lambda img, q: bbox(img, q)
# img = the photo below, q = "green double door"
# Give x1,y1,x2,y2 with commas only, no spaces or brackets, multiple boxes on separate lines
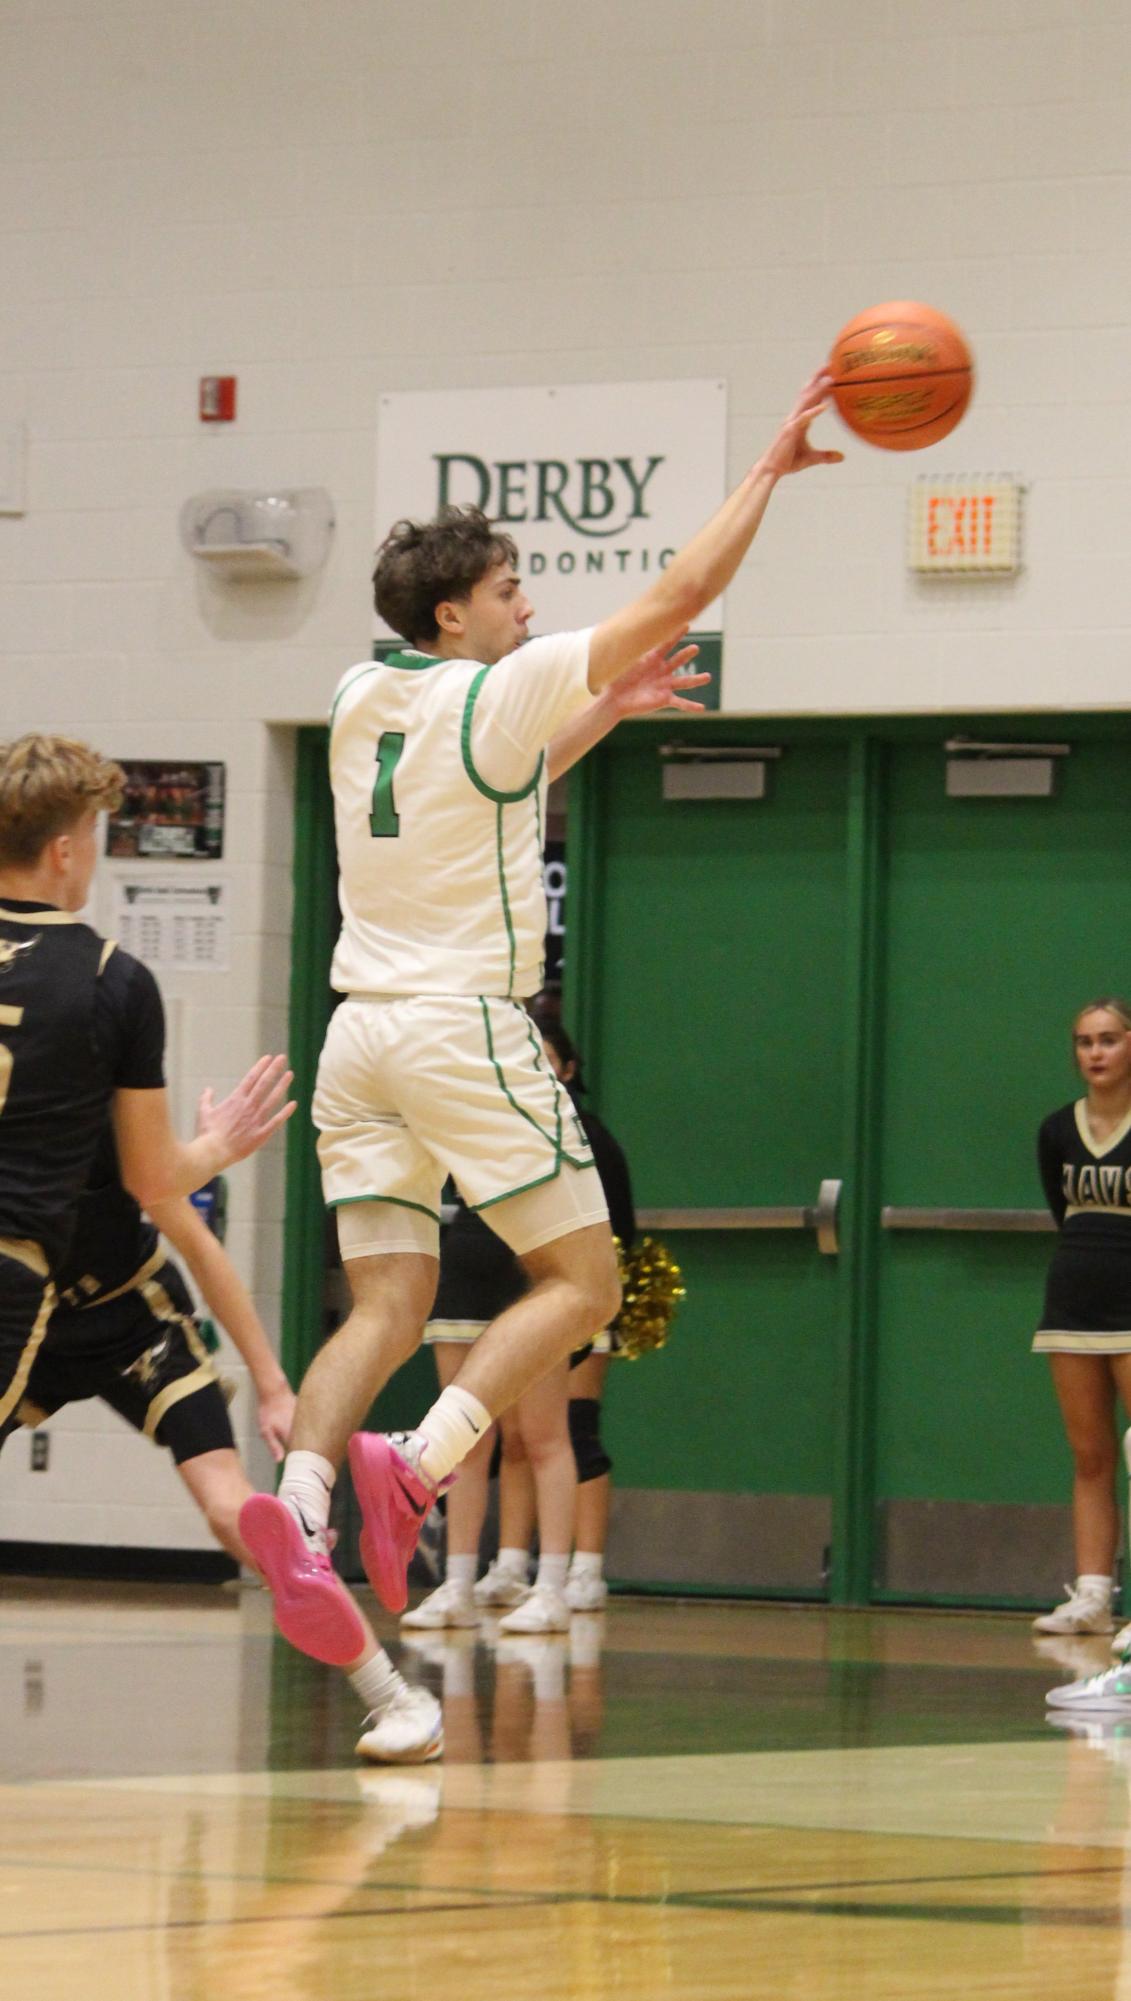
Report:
567,717,1131,1604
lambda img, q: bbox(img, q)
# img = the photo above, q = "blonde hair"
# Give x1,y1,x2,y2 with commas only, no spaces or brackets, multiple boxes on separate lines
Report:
0,735,124,868
1073,998,1131,1035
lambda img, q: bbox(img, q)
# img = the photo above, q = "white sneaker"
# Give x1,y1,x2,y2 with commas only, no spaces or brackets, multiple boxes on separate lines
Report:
355,1682,443,1763
473,1559,531,1608
400,1577,478,1629
1045,1657,1131,1712
1112,1622,1131,1655
1032,1583,1115,1634
565,1569,608,1612
497,1584,570,1634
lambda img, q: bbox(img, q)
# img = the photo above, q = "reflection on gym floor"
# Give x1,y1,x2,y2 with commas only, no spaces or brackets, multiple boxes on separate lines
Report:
6,1583,1131,2000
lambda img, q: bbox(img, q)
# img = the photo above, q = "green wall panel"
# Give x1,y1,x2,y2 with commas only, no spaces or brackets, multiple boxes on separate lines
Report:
602,1232,837,1495
873,1235,1064,1504
578,738,849,1207
873,738,1131,1531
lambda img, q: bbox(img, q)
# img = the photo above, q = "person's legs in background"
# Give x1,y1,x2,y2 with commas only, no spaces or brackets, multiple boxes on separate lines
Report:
566,1350,613,1611
1035,1354,1120,1634
401,1337,495,1629
496,1361,576,1635
1103,1353,1131,1653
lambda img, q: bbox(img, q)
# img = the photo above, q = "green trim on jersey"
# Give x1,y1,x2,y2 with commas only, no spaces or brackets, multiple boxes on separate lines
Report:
460,665,544,804
327,650,446,740
476,997,593,1173
517,1001,594,1166
382,648,446,671
471,1163,582,1211
495,802,518,998
328,662,380,736
456,669,548,995
327,1191,442,1224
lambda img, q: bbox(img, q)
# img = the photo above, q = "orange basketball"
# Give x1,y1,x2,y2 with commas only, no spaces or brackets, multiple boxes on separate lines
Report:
828,301,973,451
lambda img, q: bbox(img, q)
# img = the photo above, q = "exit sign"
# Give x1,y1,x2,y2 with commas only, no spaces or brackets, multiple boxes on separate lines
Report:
908,475,1023,575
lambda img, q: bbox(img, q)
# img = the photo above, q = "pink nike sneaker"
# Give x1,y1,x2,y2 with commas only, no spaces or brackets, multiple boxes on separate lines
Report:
349,1432,444,1615
239,1493,366,1667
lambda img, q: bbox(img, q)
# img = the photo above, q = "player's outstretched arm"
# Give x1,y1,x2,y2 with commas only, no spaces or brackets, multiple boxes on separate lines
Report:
586,369,842,695
546,641,709,782
150,1194,296,1459
113,1054,295,1210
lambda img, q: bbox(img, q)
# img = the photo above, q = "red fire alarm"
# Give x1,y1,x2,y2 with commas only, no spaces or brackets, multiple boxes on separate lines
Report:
199,376,237,422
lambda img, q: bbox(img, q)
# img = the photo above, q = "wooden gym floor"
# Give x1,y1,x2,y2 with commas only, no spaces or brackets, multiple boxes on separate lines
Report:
2,1580,1129,1999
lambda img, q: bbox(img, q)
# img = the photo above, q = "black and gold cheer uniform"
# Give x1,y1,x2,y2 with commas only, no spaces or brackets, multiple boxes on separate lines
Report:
428,1106,635,1334
0,1122,235,1465
0,900,164,1429
1033,1099,1131,1353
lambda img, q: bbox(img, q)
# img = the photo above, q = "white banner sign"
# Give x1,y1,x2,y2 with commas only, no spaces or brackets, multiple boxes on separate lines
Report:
110,874,230,973
375,380,728,638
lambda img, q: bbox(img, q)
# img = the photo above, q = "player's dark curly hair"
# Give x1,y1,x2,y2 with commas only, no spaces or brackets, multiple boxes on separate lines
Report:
372,506,519,647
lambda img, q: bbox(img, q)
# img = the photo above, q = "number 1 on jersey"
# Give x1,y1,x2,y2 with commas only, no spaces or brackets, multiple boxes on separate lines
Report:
370,731,405,839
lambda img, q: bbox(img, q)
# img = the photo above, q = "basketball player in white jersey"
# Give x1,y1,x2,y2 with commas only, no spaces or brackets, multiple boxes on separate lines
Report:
241,368,841,1676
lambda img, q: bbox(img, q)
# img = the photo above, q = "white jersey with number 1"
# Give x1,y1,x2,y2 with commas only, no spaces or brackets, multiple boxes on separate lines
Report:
328,629,593,1001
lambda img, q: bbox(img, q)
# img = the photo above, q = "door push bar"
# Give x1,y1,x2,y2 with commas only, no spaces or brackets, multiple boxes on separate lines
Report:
881,1206,1054,1234
636,1179,843,1256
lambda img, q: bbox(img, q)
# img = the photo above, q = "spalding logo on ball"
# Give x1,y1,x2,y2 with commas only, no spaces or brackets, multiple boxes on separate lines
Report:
828,302,973,451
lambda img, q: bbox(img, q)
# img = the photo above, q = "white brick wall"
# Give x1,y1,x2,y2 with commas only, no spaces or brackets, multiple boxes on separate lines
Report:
3,0,1130,1547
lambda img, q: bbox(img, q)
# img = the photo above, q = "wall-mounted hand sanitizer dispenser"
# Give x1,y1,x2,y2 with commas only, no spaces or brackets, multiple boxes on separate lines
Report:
179,487,334,580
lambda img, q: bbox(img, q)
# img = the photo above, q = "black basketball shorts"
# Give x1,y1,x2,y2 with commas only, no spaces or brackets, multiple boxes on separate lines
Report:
2,1259,235,1466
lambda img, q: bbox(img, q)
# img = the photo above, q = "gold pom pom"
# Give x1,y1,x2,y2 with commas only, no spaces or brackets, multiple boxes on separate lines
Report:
612,1236,684,1360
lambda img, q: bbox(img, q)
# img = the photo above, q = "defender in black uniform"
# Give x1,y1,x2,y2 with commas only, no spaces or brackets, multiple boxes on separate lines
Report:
0,734,294,1439
1032,998,1131,1646
0,1122,275,1491
0,734,439,1764
0,1118,444,1761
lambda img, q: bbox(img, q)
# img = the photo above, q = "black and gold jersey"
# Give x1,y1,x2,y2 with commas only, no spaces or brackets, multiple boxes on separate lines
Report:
52,1120,160,1315
1036,1099,1131,1340
0,900,165,1272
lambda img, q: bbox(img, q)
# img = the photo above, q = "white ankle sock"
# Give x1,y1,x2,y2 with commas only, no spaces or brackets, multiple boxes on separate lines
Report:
278,1450,335,1536
496,1546,529,1579
1077,1573,1113,1600
349,1649,402,1716
414,1385,492,1485
570,1551,604,1581
445,1553,477,1589
535,1553,569,1595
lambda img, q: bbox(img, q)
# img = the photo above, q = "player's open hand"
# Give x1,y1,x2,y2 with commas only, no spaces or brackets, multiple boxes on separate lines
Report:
197,1055,296,1168
610,639,711,718
760,369,845,478
256,1381,297,1461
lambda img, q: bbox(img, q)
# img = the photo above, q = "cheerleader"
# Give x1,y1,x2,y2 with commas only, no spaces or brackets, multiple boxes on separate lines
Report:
1033,999,1131,1641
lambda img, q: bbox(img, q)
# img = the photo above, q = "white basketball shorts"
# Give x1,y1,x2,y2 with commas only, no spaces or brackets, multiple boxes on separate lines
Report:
313,994,609,1259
